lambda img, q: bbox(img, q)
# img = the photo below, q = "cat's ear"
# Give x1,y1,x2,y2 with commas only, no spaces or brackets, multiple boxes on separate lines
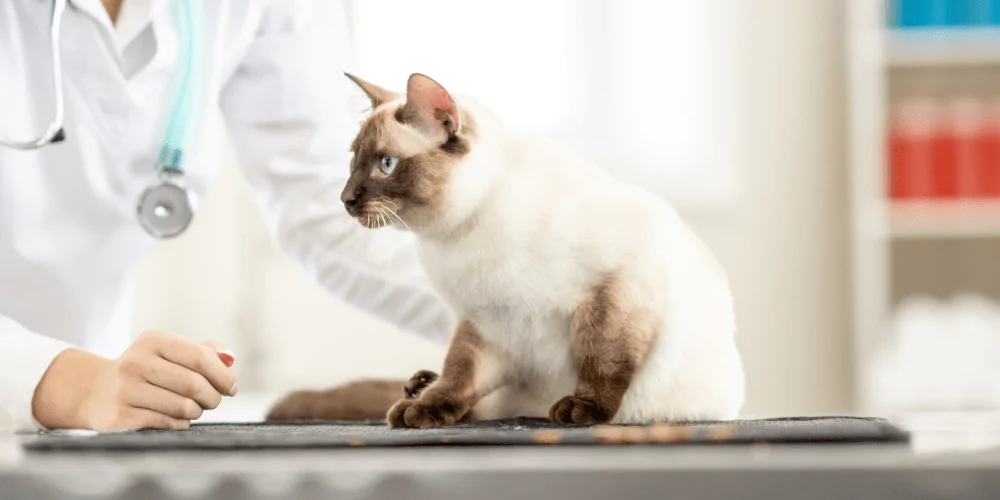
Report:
345,73,402,109
400,73,461,143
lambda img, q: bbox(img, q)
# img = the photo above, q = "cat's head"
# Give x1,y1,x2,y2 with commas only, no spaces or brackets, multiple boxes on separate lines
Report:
340,73,494,235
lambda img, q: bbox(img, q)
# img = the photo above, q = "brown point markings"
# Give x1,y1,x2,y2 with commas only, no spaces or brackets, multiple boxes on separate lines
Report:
550,270,658,425
342,101,476,222
266,379,408,421
387,321,493,428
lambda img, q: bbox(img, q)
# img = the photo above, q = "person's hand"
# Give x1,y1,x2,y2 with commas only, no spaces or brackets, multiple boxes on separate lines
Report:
32,330,237,431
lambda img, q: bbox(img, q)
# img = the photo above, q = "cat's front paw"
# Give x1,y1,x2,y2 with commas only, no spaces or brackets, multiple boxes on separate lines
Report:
548,396,612,426
404,370,439,399
387,394,470,429
387,398,417,428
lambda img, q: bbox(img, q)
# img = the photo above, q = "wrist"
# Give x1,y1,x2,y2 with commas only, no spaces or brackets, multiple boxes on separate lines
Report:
31,348,110,430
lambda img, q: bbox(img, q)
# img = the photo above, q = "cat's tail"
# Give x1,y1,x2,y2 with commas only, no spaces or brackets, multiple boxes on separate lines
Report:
265,379,406,422
266,371,439,422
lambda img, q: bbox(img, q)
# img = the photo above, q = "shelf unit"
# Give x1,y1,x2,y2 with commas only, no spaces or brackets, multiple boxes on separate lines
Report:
888,28,1000,68
891,200,1000,238
847,2,1000,412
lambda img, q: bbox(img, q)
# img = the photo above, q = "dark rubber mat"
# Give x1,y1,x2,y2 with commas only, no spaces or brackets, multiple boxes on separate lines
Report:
23,417,910,452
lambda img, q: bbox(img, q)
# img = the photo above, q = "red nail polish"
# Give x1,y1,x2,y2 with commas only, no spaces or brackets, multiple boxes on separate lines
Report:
217,350,235,368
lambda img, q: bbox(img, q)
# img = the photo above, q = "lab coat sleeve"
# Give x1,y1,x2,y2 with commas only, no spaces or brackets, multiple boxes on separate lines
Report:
218,1,456,344
0,316,71,432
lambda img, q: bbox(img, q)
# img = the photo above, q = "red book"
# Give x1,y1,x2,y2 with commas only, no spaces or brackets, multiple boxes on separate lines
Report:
948,98,984,199
931,129,958,198
888,128,909,199
981,99,1000,198
889,100,938,199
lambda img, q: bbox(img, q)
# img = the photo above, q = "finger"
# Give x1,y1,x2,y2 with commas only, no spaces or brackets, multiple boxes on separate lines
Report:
121,407,190,431
125,381,204,420
202,341,236,368
142,357,224,410
153,335,237,396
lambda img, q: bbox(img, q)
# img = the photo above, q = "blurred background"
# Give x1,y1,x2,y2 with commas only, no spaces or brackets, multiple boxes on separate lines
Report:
130,0,1000,422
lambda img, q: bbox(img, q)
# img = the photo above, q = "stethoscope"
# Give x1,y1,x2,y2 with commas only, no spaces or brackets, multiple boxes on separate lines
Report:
0,0,201,239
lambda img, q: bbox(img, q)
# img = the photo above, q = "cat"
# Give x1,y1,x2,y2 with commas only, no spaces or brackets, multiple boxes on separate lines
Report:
267,73,745,428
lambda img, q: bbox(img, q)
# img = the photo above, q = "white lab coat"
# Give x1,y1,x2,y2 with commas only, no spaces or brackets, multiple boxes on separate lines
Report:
0,0,454,432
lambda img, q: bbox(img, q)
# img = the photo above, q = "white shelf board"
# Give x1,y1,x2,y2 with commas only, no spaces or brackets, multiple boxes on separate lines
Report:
891,200,1000,238
887,28,1000,68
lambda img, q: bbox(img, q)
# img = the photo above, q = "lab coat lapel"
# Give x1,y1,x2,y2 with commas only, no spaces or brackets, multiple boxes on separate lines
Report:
65,0,165,58
65,0,116,38
116,0,168,50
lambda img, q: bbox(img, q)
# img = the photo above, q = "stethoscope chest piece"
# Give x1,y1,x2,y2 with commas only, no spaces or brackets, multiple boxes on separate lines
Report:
137,176,197,239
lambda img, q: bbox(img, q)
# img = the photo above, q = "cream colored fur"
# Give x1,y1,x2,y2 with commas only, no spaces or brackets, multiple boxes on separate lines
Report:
398,96,745,423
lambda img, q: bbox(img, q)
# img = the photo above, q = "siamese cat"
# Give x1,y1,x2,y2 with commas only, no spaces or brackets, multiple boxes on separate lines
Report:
268,73,744,427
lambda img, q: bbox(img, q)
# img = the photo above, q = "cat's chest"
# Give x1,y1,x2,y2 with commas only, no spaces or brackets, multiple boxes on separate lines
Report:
477,311,575,381
419,239,576,320
423,245,526,311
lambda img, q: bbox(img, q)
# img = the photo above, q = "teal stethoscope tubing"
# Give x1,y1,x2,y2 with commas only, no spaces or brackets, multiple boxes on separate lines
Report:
158,0,201,176
134,0,201,239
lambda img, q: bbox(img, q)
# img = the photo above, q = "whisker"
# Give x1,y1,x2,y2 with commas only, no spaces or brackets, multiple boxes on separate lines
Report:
383,206,413,233
386,210,406,232
372,208,392,297
384,200,398,209
376,207,388,229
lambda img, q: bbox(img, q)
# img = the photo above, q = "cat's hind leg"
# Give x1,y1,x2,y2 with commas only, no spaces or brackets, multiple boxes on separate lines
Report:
549,272,658,425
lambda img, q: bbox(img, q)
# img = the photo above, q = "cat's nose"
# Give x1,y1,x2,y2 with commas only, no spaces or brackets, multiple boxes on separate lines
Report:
341,187,361,211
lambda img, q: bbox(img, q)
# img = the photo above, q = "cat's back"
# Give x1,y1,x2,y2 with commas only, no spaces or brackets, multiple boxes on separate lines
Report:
428,132,728,311
498,135,733,320
499,135,691,259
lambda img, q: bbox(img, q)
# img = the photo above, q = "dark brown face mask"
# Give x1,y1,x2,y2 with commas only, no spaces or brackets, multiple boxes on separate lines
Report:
340,73,473,229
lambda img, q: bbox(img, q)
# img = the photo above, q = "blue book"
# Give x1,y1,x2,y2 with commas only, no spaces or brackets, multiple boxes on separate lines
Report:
897,0,949,27
889,0,904,26
949,0,993,25
889,0,999,27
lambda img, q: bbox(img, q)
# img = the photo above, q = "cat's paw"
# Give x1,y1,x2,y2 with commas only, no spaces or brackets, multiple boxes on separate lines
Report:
387,398,417,428
548,396,612,426
388,394,470,429
403,370,439,399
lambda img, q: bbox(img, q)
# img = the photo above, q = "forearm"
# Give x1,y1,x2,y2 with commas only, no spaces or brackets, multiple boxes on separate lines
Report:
0,316,73,432
31,349,109,430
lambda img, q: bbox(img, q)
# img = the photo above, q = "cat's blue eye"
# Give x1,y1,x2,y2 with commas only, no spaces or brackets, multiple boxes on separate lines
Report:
379,155,398,174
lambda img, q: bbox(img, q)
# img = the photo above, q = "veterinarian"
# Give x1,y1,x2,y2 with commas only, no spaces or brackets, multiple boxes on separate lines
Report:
0,0,452,432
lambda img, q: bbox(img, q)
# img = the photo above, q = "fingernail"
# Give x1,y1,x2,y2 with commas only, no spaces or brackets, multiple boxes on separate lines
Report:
217,349,235,368
228,383,239,397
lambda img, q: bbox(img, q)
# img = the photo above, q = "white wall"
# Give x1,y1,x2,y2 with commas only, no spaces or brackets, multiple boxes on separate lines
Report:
132,0,853,419
683,0,852,417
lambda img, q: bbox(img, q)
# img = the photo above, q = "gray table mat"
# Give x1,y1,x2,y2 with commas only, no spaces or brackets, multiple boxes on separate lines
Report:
23,417,910,451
